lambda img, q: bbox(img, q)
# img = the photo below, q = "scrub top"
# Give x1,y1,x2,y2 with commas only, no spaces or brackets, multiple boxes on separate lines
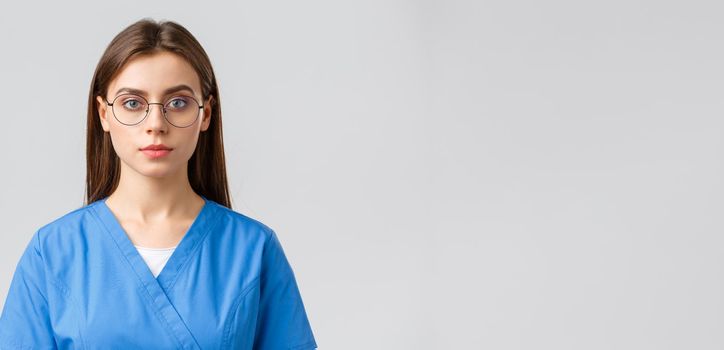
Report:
0,196,318,349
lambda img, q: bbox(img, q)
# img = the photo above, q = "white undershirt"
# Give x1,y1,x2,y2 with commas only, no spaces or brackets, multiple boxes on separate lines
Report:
134,245,177,278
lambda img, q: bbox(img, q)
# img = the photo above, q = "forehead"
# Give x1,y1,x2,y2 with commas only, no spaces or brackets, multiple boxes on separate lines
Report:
107,51,202,98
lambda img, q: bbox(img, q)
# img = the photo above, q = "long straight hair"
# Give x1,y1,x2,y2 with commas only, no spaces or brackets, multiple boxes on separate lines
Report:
84,18,231,208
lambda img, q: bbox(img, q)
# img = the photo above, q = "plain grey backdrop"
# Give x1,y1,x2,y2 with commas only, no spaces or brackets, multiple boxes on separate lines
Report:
1,0,723,349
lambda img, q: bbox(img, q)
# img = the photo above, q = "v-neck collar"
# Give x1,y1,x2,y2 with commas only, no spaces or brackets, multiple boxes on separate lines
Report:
91,195,218,291
89,196,220,349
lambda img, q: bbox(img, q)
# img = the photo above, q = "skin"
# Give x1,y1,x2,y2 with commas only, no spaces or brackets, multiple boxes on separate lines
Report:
95,50,213,248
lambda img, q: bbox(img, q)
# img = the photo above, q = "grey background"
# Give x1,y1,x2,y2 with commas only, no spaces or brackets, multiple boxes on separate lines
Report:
1,1,723,349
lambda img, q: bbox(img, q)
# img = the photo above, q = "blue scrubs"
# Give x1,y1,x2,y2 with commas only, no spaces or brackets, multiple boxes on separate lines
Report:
0,196,317,349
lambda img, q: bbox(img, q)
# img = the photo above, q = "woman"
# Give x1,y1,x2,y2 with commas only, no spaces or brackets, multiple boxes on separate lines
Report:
0,18,317,349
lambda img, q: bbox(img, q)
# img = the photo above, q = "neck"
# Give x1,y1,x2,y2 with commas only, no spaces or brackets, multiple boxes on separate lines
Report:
106,161,203,223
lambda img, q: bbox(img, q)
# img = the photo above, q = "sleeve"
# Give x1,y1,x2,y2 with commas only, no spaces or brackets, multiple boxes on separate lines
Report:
0,230,57,349
253,229,317,350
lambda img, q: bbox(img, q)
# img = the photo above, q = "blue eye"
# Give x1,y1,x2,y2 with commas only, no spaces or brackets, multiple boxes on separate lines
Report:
167,97,188,110
122,99,143,110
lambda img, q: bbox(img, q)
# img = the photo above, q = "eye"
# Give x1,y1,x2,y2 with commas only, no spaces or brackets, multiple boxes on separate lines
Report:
122,98,144,110
167,97,189,110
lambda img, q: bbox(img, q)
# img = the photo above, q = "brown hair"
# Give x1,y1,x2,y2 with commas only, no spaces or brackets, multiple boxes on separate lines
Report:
84,18,231,208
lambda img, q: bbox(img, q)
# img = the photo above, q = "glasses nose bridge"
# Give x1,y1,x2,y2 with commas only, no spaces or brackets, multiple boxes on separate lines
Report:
144,102,170,125
146,102,167,116
141,102,171,131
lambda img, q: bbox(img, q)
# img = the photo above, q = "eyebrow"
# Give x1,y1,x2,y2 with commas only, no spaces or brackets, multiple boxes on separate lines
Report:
113,84,197,98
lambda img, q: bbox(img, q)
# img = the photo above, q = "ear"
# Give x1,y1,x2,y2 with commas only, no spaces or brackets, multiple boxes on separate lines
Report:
200,95,213,132
96,95,111,132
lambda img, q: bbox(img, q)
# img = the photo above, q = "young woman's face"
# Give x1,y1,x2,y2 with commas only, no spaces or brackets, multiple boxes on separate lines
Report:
96,51,211,179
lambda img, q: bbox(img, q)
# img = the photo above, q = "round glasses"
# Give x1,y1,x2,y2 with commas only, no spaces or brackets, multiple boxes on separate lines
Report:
104,93,204,128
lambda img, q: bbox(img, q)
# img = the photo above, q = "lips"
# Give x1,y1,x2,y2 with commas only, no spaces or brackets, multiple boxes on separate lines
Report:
140,144,173,151
140,144,173,159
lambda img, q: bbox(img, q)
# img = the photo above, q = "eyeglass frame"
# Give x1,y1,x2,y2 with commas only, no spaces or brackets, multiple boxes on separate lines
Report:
103,93,205,128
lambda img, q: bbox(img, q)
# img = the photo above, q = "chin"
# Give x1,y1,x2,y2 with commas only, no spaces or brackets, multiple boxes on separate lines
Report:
122,160,180,179
140,164,182,179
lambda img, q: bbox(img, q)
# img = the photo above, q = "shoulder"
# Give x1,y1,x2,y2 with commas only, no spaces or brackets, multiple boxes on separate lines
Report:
207,200,276,240
200,201,284,259
33,201,100,251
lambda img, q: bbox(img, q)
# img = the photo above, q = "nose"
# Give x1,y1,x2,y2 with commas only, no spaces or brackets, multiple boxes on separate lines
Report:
144,103,169,134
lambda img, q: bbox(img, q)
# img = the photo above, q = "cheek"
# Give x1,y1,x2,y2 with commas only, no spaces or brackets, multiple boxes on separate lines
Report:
107,128,136,156
176,132,201,157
